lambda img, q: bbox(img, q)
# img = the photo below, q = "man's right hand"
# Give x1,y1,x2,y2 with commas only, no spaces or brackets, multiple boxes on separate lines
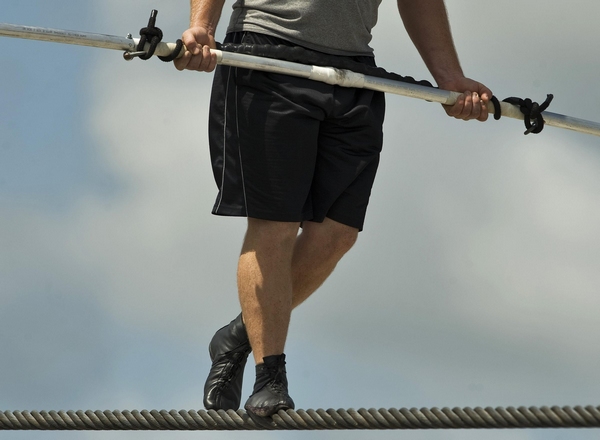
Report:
173,27,218,72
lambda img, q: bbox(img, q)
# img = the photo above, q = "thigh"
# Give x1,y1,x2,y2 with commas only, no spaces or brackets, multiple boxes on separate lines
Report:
209,32,332,221
311,86,386,231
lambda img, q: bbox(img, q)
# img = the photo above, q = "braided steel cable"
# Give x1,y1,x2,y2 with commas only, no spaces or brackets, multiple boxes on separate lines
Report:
1,406,600,430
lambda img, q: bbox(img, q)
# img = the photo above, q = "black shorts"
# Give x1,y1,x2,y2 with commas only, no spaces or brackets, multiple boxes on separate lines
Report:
208,32,385,231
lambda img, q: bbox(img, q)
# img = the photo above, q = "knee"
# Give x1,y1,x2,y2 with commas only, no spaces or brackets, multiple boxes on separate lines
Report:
303,220,358,258
245,218,300,250
331,227,358,256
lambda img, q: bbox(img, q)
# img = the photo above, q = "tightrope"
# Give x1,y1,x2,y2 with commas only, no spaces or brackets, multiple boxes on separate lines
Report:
2,406,600,430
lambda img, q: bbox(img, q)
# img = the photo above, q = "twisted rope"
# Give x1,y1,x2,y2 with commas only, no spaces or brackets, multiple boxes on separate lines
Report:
1,406,599,430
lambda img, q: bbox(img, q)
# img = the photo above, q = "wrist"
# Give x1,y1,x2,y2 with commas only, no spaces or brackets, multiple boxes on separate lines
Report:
189,0,224,36
189,22,216,36
433,70,465,89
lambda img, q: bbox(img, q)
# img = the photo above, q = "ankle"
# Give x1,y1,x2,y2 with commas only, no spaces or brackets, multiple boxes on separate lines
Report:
252,353,287,394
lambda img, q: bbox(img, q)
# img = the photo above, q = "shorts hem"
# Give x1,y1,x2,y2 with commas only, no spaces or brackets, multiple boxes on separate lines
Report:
212,204,307,223
324,213,365,232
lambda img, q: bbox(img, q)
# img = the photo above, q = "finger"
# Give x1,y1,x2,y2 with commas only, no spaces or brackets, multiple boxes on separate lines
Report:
181,31,201,55
199,44,216,71
469,92,481,118
458,91,474,120
206,45,218,72
476,93,490,122
479,85,493,102
186,45,211,71
187,48,209,71
443,93,465,118
474,90,491,122
173,50,192,71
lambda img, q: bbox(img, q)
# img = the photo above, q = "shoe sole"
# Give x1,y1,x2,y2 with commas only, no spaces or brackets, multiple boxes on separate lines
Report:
245,402,292,419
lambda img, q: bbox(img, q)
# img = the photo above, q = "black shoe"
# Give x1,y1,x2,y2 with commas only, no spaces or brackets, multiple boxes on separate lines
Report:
203,314,252,410
244,354,295,417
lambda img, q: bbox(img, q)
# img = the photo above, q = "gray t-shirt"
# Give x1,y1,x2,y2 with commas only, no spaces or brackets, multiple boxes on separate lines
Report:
226,0,383,56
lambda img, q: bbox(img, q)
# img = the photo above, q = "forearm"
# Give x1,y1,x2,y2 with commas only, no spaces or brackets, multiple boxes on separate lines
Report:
396,0,463,85
189,0,226,35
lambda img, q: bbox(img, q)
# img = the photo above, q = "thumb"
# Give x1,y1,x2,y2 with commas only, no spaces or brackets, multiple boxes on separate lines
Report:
181,30,202,55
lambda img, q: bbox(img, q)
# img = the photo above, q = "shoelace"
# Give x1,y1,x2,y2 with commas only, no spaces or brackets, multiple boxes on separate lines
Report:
215,349,250,392
269,379,288,395
265,364,289,394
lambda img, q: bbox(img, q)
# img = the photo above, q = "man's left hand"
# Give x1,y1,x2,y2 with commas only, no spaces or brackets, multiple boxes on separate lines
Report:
438,77,493,122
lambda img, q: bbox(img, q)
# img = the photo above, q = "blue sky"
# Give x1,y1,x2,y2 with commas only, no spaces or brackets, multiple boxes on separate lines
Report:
1,1,600,440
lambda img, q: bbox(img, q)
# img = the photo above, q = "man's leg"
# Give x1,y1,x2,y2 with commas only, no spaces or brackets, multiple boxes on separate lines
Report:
238,218,299,364
291,218,358,308
204,217,358,413
241,217,358,417
241,217,359,362
238,218,298,416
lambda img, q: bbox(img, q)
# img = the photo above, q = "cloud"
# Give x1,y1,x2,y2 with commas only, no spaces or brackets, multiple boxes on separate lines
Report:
2,3,600,440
